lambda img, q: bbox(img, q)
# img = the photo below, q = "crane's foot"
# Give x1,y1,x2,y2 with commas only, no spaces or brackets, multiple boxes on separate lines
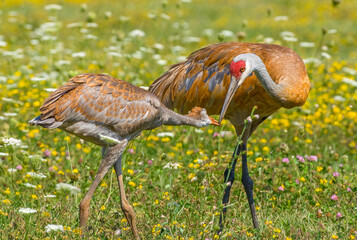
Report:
114,158,140,240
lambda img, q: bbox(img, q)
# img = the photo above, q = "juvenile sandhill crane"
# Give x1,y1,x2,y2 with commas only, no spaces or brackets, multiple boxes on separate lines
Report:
29,73,219,239
149,42,310,231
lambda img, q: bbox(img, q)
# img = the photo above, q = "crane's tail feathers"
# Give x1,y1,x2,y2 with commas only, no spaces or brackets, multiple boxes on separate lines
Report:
148,77,168,102
28,116,63,129
149,69,179,109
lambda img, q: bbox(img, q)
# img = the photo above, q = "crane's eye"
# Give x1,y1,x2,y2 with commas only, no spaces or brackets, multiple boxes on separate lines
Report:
240,67,245,73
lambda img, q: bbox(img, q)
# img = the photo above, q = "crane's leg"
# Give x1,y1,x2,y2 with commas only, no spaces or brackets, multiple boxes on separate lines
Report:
114,155,140,240
218,116,260,233
241,119,259,229
218,143,241,233
79,142,127,228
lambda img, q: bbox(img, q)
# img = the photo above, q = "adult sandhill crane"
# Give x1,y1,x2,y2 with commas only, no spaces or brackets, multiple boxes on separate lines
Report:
29,73,219,239
149,42,310,231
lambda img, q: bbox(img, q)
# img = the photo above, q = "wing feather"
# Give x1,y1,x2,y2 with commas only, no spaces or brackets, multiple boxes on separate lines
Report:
150,43,241,114
149,42,309,129
39,73,160,135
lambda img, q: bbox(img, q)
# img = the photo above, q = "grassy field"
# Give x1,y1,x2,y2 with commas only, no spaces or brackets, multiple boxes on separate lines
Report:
0,0,356,239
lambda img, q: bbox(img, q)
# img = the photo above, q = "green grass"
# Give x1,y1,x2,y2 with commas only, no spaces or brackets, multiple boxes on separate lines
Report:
0,0,356,239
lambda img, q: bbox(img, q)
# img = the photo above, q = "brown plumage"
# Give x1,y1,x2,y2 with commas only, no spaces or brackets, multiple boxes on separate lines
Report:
29,73,219,239
149,42,310,231
150,42,310,133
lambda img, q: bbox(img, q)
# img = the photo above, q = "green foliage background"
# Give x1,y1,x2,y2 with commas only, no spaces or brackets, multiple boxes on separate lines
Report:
0,0,356,239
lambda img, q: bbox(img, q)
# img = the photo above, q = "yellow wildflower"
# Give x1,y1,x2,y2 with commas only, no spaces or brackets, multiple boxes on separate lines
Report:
186,150,194,155
262,146,270,152
73,229,82,235
42,212,50,217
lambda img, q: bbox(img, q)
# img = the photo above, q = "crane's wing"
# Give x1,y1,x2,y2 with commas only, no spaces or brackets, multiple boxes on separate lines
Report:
150,42,304,116
149,42,249,115
38,74,160,134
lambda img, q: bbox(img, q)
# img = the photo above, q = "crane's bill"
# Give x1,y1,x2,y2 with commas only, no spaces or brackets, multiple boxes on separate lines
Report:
209,116,221,126
219,75,243,123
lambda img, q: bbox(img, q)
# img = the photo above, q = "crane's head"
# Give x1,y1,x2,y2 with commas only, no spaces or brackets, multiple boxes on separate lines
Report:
187,107,221,127
219,53,257,123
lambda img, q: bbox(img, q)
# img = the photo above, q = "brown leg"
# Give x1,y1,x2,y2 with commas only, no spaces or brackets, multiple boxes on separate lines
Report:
114,157,140,239
79,141,127,228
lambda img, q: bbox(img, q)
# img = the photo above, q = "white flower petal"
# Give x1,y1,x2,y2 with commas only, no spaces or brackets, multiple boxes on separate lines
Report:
321,52,331,59
55,183,81,194
163,162,181,169
1,137,22,147
129,29,145,38
183,36,201,43
71,52,86,58
219,30,234,38
275,16,289,21
283,36,298,42
44,88,57,92
342,77,357,87
45,224,64,232
44,194,56,198
303,58,321,65
27,172,47,179
157,132,175,137
157,59,167,66
24,183,36,188
19,208,37,214
4,113,18,117
342,67,357,75
44,4,63,11
280,31,295,37
299,42,315,48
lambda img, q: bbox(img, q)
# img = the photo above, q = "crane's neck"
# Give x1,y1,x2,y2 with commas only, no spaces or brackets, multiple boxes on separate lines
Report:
253,59,289,106
161,107,207,128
